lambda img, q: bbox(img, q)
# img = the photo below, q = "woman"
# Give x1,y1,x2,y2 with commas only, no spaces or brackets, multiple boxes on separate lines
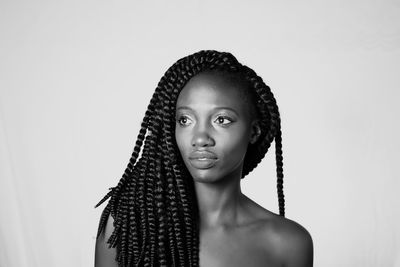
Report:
95,50,313,267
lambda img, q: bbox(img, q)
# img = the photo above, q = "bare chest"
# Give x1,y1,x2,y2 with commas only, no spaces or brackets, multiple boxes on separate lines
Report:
199,227,280,267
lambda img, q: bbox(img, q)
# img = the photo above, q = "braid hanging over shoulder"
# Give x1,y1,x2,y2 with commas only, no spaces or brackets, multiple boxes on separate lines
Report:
95,50,285,267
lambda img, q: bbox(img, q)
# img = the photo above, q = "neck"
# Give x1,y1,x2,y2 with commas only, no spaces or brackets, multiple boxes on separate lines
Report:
194,174,245,229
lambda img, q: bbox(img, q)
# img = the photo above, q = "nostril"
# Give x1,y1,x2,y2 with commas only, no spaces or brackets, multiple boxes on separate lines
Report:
191,133,214,147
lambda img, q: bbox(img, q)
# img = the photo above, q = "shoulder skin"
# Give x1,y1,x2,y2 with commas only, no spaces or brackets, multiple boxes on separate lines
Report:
262,215,314,267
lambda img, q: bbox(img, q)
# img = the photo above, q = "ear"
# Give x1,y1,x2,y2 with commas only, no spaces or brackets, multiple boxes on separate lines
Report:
249,120,261,145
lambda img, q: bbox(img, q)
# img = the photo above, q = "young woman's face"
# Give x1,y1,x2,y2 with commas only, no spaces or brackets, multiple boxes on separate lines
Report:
175,72,258,184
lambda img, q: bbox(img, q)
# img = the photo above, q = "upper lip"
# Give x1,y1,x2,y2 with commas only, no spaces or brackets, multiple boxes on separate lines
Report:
189,150,218,160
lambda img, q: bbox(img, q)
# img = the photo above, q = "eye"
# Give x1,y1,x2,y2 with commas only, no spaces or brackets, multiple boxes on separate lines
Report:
214,116,233,125
176,115,193,126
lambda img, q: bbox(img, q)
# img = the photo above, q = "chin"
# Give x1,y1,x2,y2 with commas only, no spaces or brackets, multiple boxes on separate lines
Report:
186,162,244,184
189,169,222,183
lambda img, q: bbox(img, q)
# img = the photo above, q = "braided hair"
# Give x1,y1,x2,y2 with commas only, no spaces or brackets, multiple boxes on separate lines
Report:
95,50,285,267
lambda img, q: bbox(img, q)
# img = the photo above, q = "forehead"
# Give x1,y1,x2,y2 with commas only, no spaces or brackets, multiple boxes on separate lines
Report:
176,72,250,114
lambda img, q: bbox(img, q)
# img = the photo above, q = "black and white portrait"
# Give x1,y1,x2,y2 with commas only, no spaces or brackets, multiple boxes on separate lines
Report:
0,1,398,266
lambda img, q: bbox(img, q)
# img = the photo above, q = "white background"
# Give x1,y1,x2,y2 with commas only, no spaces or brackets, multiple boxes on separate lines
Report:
1,1,399,266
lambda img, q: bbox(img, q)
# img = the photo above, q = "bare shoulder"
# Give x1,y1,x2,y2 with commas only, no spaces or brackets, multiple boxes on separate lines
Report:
240,195,313,266
260,214,313,267
95,209,118,267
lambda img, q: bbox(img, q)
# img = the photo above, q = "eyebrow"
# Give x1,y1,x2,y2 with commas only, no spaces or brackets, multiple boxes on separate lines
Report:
176,106,239,115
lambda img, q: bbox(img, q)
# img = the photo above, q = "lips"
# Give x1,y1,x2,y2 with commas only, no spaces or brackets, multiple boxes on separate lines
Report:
188,150,218,169
189,150,218,160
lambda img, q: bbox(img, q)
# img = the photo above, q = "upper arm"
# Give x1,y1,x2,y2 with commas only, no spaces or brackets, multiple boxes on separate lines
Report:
95,212,118,267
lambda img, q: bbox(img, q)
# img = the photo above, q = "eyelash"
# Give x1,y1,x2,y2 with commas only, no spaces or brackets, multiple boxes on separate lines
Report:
176,115,234,126
214,116,233,125
176,115,192,126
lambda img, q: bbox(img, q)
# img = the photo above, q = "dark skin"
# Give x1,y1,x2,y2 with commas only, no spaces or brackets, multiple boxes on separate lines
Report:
95,72,313,267
176,73,313,267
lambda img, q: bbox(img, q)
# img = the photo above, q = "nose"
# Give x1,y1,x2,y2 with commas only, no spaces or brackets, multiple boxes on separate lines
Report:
191,129,215,147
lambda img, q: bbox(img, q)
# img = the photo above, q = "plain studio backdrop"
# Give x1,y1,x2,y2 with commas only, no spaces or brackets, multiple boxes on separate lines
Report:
1,1,399,266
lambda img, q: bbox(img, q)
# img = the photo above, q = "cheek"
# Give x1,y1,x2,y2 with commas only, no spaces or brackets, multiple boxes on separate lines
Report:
175,127,187,155
219,127,250,156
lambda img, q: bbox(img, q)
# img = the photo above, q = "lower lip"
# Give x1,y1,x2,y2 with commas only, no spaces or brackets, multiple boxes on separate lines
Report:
189,158,217,169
